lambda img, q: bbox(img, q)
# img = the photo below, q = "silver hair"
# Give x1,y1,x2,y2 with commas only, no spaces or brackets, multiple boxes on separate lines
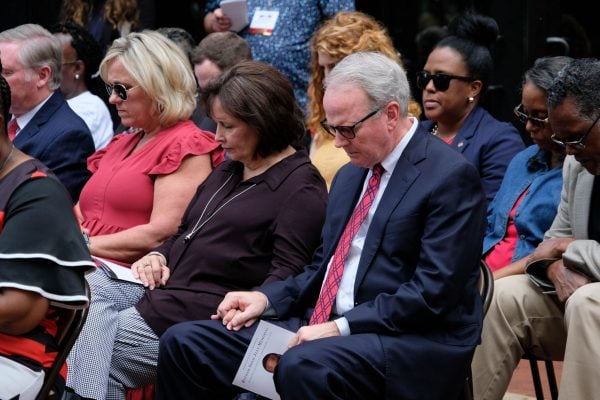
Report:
324,51,410,117
0,24,62,90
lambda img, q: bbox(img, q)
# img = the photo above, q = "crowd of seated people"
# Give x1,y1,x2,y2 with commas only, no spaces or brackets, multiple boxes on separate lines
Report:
65,30,223,399
1,6,599,400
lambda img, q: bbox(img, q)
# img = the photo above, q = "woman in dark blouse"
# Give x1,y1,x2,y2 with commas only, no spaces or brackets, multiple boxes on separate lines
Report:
66,61,328,399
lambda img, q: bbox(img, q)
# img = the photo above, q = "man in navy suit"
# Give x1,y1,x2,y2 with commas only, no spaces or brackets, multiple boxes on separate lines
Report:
0,24,94,201
155,52,487,400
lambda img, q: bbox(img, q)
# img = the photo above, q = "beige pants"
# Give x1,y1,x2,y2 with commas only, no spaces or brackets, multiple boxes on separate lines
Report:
472,275,600,400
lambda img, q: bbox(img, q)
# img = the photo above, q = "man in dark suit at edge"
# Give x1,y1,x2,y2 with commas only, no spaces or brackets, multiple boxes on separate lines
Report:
155,51,487,400
0,24,94,201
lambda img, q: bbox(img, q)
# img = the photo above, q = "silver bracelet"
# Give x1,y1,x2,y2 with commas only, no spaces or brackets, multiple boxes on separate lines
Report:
147,251,167,265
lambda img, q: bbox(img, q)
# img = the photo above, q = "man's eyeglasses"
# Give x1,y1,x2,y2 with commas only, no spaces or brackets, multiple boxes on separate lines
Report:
551,113,600,151
513,104,549,129
105,82,139,101
416,71,473,92
320,108,381,139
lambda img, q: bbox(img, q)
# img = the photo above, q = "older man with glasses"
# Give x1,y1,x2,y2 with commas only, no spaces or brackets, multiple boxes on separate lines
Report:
155,51,487,400
0,24,94,201
473,58,600,400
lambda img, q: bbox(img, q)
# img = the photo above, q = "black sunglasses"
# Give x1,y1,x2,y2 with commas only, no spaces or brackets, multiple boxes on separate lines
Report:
513,104,549,129
551,113,600,151
320,108,381,139
416,71,473,92
105,82,139,101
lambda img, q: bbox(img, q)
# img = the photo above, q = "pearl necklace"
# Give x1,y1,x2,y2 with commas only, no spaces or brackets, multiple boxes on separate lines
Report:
0,144,15,173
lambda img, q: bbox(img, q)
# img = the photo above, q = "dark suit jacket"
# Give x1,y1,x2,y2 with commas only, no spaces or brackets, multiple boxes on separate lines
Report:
422,106,524,203
14,91,94,201
260,125,487,398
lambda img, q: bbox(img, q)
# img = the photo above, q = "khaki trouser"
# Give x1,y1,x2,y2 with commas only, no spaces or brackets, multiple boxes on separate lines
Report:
472,275,600,400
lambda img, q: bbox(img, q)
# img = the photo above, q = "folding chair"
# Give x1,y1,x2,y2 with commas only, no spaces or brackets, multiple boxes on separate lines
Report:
522,353,558,400
463,259,494,400
35,281,91,400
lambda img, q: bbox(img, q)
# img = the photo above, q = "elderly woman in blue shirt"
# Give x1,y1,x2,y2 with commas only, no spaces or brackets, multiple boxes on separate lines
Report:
483,56,571,279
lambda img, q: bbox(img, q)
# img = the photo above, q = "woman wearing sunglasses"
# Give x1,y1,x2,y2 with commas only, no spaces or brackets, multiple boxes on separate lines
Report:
483,56,571,279
419,12,524,203
307,11,421,190
67,61,327,399
66,31,224,397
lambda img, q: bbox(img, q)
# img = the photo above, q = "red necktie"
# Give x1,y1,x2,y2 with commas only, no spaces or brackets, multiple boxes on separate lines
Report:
310,164,384,325
7,119,18,141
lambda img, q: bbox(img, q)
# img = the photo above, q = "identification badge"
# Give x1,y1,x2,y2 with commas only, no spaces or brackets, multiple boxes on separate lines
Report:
249,9,279,35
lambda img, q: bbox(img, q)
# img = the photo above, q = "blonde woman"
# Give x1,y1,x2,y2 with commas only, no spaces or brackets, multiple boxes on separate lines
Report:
66,31,224,399
307,11,421,189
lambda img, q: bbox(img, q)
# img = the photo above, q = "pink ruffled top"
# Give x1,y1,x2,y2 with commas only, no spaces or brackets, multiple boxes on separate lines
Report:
79,120,224,237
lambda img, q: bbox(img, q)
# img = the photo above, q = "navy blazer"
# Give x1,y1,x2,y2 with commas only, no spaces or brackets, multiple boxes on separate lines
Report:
260,125,487,398
422,106,524,204
14,91,94,201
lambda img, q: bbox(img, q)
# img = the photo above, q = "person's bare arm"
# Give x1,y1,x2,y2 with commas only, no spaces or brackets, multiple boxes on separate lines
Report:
88,154,213,263
493,258,528,280
0,288,49,335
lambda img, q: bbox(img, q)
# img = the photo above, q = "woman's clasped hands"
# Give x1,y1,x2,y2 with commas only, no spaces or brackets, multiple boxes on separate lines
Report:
131,253,170,290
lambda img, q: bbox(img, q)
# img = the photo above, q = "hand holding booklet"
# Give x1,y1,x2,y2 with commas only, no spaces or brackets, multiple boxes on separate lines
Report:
220,0,249,32
232,320,295,400
93,256,143,285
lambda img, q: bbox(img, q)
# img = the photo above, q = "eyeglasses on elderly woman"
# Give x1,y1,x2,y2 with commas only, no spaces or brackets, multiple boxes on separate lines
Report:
416,71,474,92
105,82,140,101
513,104,549,129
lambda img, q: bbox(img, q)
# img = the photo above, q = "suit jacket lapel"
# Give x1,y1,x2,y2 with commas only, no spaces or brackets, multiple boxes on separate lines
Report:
451,106,482,153
573,167,594,238
354,130,427,289
13,91,61,145
328,167,367,254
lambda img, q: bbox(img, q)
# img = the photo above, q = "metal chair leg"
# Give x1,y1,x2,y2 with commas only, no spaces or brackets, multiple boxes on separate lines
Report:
528,357,545,400
545,360,558,400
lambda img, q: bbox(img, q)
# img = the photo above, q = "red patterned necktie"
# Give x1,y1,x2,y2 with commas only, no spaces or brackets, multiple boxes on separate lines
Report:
309,164,384,325
7,119,18,141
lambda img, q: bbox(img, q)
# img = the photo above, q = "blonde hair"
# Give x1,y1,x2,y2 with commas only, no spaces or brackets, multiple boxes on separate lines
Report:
307,11,421,143
99,30,197,127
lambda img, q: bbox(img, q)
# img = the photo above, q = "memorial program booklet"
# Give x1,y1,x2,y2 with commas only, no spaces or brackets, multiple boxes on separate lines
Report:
232,320,295,400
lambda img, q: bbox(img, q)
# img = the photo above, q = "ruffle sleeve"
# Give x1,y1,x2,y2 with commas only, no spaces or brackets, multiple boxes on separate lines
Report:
0,178,95,308
148,127,224,176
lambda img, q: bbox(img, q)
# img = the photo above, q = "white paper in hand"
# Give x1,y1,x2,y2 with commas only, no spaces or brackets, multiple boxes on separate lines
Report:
220,0,249,32
232,320,295,400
